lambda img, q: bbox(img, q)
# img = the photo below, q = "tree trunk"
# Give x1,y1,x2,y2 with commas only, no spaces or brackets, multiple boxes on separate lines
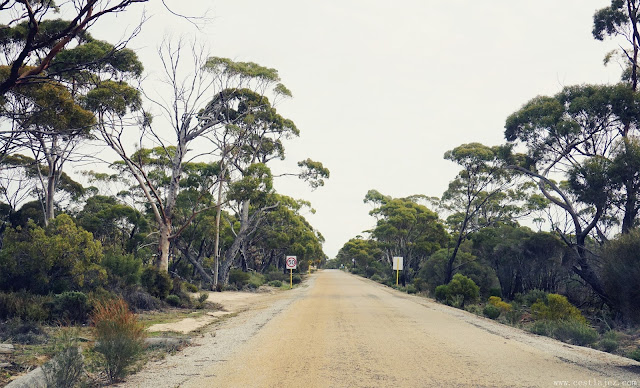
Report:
157,222,171,272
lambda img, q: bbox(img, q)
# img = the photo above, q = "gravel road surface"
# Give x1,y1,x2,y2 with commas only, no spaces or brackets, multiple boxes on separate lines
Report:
121,270,640,388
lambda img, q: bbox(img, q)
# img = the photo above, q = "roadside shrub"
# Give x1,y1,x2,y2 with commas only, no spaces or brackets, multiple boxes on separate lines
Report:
465,304,483,315
229,269,250,288
268,280,283,287
488,296,512,313
601,230,640,323
370,274,383,283
292,274,302,285
52,291,91,324
436,274,479,308
91,299,145,383
434,285,449,303
483,304,501,319
529,319,597,346
518,289,548,307
140,267,172,300
505,308,523,325
102,250,141,286
247,272,265,289
265,271,287,282
406,285,417,294
0,318,48,344
598,331,620,352
553,320,598,346
121,287,161,312
531,294,586,323
628,348,640,362
166,294,181,307
42,328,85,388
184,283,199,293
0,291,52,322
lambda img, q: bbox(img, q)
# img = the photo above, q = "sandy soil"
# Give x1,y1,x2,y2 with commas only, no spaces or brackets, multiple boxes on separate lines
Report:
147,290,272,333
123,270,640,388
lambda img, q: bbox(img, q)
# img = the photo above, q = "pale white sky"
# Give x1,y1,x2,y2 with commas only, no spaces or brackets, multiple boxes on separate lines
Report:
86,0,622,258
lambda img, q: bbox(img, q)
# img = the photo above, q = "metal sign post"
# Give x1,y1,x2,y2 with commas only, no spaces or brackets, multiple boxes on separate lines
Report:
393,257,404,285
286,256,297,289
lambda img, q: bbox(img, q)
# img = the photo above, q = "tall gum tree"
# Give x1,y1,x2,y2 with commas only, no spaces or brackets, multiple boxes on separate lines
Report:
90,38,303,273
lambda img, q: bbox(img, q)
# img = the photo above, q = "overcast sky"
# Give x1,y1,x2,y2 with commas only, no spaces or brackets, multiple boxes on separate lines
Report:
87,0,622,258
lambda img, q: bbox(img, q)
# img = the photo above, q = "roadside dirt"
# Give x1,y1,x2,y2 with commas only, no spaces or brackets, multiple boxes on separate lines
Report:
146,291,268,333
123,270,640,387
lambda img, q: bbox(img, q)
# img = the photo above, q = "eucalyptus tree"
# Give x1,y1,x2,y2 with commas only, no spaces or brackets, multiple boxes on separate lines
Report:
593,0,640,90
89,37,297,273
363,190,448,280
440,143,528,284
0,0,147,96
0,37,142,224
503,84,640,305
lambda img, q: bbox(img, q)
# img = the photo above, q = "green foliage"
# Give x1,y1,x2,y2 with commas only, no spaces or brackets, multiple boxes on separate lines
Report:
628,348,640,362
185,283,199,293
597,331,620,352
0,292,52,322
483,304,501,319
406,285,417,294
601,229,640,323
268,280,283,287
165,294,181,307
446,274,480,307
0,318,48,345
42,328,85,388
0,215,105,294
102,250,142,286
552,320,599,346
515,289,549,307
229,269,250,288
434,284,449,303
91,299,145,383
488,296,512,313
370,274,383,283
140,267,173,300
531,294,586,323
292,274,302,285
52,291,91,324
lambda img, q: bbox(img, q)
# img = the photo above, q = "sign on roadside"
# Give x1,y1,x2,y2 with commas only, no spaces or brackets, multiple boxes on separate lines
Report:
286,256,297,269
392,257,403,271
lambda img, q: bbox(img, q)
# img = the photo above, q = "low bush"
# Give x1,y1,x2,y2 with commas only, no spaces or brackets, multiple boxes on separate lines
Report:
529,319,598,346
488,296,512,313
531,294,586,323
165,294,181,307
184,283,199,293
489,288,502,298
0,291,52,322
52,291,91,324
102,250,141,286
247,272,265,289
42,328,85,388
140,267,172,300
552,320,598,346
229,269,250,288
370,274,383,283
265,271,288,282
483,304,501,319
121,287,162,312
517,289,548,307
434,274,479,308
406,285,417,294
292,274,302,285
597,331,620,352
91,299,145,383
0,318,48,344
628,348,640,362
268,280,283,287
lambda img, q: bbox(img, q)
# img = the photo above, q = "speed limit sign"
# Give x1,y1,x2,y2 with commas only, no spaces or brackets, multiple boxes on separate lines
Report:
286,256,297,269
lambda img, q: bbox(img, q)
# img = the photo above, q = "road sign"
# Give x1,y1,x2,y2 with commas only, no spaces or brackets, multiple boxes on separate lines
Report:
286,256,297,269
393,257,403,271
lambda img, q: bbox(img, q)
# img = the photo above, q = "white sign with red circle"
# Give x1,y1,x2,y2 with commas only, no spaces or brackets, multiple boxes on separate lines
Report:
286,256,297,269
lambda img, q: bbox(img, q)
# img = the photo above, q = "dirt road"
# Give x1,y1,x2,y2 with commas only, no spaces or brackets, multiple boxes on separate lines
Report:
124,270,640,387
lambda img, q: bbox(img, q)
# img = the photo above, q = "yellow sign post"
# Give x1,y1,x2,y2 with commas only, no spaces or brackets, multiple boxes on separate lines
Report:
285,255,297,289
393,257,403,286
